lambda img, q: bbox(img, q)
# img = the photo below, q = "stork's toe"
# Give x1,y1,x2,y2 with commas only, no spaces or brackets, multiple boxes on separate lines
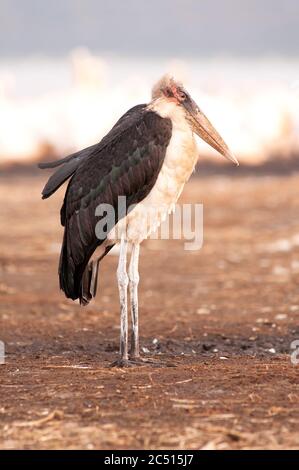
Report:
109,358,135,368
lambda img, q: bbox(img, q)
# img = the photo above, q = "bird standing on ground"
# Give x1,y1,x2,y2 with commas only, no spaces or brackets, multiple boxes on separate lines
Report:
39,75,238,367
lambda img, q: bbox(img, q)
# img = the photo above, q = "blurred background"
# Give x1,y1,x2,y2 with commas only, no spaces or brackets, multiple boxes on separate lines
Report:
0,0,299,169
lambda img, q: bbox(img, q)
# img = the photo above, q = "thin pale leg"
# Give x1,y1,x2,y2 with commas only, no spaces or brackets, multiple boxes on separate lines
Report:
111,236,129,367
128,243,176,367
129,243,140,358
111,239,176,368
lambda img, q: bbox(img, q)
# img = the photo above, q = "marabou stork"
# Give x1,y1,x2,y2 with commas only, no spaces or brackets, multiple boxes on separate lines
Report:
39,75,238,367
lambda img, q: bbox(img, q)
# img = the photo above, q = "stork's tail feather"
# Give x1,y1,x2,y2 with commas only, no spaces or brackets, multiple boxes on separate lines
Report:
58,230,84,301
59,232,114,306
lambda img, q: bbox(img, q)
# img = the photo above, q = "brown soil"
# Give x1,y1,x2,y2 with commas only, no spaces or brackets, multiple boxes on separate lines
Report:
0,173,299,449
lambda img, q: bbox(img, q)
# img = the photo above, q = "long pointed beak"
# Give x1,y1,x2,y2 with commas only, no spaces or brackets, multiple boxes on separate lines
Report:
189,106,239,166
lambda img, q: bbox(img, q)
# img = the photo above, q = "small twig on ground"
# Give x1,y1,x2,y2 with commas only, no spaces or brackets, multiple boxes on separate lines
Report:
14,409,64,428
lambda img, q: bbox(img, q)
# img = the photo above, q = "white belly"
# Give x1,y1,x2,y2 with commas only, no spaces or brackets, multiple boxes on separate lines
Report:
108,126,198,245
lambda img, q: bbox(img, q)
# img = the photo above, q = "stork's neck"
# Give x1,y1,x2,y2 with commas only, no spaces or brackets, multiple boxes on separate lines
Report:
148,97,190,132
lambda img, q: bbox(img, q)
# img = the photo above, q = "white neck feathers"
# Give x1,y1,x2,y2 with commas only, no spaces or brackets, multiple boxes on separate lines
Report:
148,98,189,132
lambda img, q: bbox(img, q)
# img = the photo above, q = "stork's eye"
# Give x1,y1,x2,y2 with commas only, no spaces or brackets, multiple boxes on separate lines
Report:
179,91,187,101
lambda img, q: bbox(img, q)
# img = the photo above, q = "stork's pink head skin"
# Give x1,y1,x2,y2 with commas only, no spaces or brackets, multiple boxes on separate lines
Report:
152,75,239,166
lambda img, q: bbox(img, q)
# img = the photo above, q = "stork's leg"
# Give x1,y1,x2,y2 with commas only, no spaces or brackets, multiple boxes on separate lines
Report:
129,243,140,358
111,239,176,368
128,243,176,367
111,236,129,367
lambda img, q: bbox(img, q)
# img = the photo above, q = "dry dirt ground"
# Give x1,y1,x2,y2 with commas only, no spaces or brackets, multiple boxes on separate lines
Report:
0,173,299,450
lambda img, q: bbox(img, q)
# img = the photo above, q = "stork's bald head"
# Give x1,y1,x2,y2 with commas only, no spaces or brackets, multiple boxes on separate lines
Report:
151,75,188,104
151,75,239,166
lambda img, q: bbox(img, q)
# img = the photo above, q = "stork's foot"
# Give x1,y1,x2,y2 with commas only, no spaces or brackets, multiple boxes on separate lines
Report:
110,358,136,368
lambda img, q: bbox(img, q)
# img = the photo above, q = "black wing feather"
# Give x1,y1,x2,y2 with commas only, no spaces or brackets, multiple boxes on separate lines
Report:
41,104,172,302
39,105,147,199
